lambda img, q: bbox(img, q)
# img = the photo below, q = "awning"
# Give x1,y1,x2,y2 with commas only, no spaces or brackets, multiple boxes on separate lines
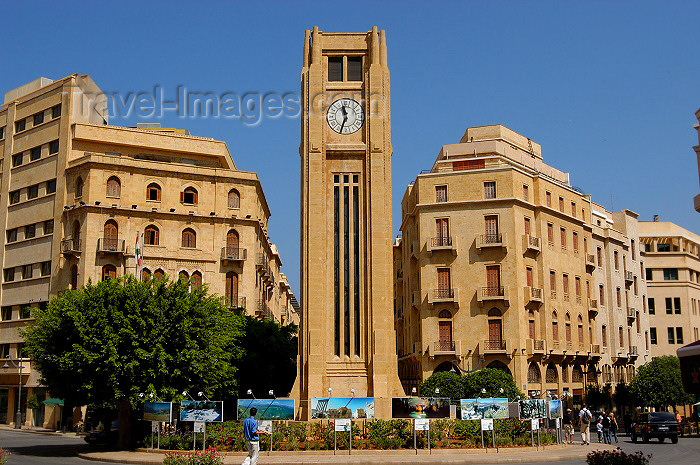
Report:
42,398,64,406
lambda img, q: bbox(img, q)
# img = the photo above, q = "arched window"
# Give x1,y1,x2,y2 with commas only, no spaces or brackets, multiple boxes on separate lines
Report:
545,363,558,383
561,363,569,383
226,229,239,257
577,314,584,343
572,365,583,382
527,363,541,384
565,312,572,342
70,264,78,290
154,269,165,282
75,177,83,199
141,267,151,281
146,183,161,201
103,220,118,250
192,271,202,289
106,176,121,198
225,271,238,306
552,311,559,340
228,189,240,209
486,360,512,376
72,220,81,245
181,228,196,248
179,270,189,282
438,309,452,318
102,264,117,281
144,225,159,245
181,186,198,205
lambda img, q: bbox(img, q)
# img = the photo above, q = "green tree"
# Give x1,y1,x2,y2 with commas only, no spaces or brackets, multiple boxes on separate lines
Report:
628,356,694,409
462,368,525,401
22,276,244,449
235,317,298,397
419,372,463,402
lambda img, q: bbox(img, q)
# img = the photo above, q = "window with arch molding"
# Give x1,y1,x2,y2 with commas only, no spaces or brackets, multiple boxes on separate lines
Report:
545,364,558,383
181,186,198,205
181,228,196,248
571,365,583,382
154,269,165,281
561,363,568,382
527,363,541,383
141,267,151,281
144,225,159,245
102,264,117,281
438,309,452,318
179,270,189,282
147,183,161,201
228,189,240,209
192,271,203,289
487,307,502,317
75,177,83,199
106,176,121,198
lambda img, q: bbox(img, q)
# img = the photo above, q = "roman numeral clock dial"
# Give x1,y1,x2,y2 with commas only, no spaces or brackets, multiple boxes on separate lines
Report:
326,98,364,134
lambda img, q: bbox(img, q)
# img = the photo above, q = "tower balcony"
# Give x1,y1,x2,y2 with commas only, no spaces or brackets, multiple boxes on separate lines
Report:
526,338,545,355
628,346,639,358
523,235,541,254
428,340,461,357
477,286,509,306
585,254,596,270
524,286,543,306
476,233,506,253
226,296,246,310
255,300,274,321
97,238,125,255
221,247,247,264
428,288,459,305
481,339,507,354
427,236,457,254
410,241,420,260
627,307,636,319
624,270,634,284
588,299,598,317
60,238,81,256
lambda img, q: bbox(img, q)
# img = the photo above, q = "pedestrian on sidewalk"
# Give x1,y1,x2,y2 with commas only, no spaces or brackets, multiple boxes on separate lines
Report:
596,418,603,443
602,412,611,444
242,408,268,465
609,413,619,443
563,408,574,444
579,405,592,445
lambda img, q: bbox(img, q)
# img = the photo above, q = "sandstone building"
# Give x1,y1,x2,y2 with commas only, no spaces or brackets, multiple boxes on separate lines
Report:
0,75,297,428
693,108,700,213
639,219,700,357
394,125,650,409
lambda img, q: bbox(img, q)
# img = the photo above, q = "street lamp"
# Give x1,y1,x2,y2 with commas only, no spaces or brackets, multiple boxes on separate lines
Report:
3,356,24,429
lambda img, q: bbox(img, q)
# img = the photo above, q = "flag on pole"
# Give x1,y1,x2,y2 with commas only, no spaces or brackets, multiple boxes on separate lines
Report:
135,231,143,278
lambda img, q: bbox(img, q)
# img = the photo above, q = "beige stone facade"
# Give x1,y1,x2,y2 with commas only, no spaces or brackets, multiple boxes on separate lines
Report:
394,125,650,408
0,75,297,429
639,220,700,356
693,108,700,212
293,27,402,420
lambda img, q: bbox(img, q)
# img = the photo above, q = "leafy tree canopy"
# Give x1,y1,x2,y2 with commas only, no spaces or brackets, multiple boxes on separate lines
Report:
628,355,694,409
419,372,463,402
462,368,525,401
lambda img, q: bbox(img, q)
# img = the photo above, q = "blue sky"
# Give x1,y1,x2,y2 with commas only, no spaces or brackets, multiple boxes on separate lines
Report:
3,1,699,295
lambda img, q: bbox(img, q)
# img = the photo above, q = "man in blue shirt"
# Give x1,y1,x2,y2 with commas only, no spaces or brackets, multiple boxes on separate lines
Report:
242,407,267,465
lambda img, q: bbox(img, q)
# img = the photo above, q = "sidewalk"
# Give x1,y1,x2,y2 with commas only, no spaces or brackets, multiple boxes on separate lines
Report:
0,423,84,438
78,443,617,464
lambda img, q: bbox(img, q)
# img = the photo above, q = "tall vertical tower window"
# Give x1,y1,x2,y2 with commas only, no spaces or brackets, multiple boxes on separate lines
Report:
483,181,496,199
328,57,343,81
435,185,447,203
347,57,363,81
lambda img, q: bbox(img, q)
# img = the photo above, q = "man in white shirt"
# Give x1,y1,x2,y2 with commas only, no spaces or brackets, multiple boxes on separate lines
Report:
579,405,593,445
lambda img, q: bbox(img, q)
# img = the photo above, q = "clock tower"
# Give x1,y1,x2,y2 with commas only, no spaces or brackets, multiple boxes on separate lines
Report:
292,27,403,419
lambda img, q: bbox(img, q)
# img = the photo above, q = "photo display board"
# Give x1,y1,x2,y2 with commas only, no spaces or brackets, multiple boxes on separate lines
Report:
179,401,223,422
391,397,450,419
460,399,480,420
236,399,295,420
143,402,172,422
548,400,563,419
518,399,547,420
310,398,374,419
477,398,509,419
334,419,351,432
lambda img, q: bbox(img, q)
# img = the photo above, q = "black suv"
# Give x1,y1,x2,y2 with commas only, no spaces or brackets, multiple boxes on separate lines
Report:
631,412,680,443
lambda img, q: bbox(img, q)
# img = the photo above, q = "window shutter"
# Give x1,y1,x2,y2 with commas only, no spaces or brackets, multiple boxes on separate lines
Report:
180,191,185,203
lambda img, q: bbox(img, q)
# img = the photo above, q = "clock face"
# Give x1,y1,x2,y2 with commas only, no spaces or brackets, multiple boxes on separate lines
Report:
327,99,364,134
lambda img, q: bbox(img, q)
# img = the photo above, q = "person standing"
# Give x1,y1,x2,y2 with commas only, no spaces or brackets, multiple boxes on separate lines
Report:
602,412,611,444
563,408,574,444
242,407,267,465
579,405,592,445
609,413,619,443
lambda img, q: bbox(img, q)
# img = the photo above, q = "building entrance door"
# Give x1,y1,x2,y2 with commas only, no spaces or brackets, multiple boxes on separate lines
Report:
438,321,452,351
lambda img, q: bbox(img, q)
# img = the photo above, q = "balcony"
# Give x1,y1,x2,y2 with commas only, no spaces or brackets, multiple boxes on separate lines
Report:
624,270,634,284
221,247,247,264
428,340,461,356
428,288,459,305
428,236,457,254
476,233,506,253
477,286,509,306
60,238,81,256
226,296,246,310
629,346,639,358
627,307,636,319
526,338,545,355
97,238,125,255
588,299,598,317
411,290,422,307
524,286,543,306
482,339,507,354
255,300,274,321
590,344,601,356
410,241,420,260
256,253,272,282
586,254,596,270
524,235,541,254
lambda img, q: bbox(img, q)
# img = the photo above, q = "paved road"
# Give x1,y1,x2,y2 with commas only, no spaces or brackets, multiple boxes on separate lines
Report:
1,429,699,464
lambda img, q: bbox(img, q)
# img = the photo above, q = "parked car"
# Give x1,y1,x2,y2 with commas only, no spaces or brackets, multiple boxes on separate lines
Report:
631,412,680,443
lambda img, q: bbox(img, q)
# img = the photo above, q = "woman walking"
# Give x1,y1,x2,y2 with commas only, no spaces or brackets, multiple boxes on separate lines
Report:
609,413,619,444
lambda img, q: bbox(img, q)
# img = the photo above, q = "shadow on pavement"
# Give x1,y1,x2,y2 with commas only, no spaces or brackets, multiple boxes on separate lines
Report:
7,443,106,458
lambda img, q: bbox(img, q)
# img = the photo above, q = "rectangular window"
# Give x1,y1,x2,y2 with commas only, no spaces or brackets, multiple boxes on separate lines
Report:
435,185,447,203
619,327,624,347
347,56,362,81
675,297,681,314
546,191,552,207
526,267,533,287
41,261,51,277
44,220,54,234
524,217,531,235
599,285,605,305
49,140,59,154
547,223,554,244
22,264,33,280
571,201,576,217
575,277,581,297
522,184,529,201
484,181,496,199
646,268,653,281
328,57,343,81
9,190,20,204
650,327,657,345
24,224,35,239
46,179,56,194
0,344,9,359
0,126,4,139
1,307,11,321
616,288,621,307
15,119,26,132
573,232,579,252
52,104,61,118
550,271,556,294
666,297,673,314
663,268,679,280
614,251,619,270
631,240,636,260
667,327,675,344
657,243,670,252
12,153,23,167
33,111,44,126
560,227,566,249
3,268,14,282
559,197,564,211
27,184,39,199
6,229,17,243
602,326,607,346
20,307,31,319
676,328,684,344
597,247,602,266
649,298,655,314
30,146,41,161
563,274,569,296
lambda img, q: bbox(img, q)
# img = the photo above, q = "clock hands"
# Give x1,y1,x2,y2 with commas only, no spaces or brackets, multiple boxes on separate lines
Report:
339,106,348,133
